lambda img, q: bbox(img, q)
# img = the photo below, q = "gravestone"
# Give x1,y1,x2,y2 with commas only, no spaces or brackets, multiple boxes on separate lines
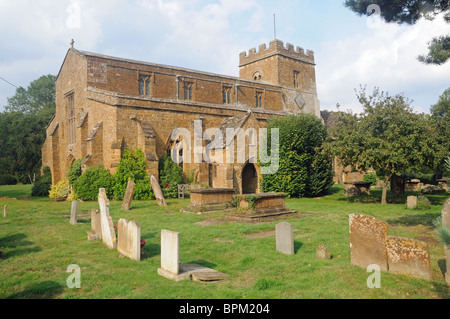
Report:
90,209,102,239
157,229,230,282
349,214,389,271
442,198,450,284
407,196,418,209
160,229,179,275
70,201,79,225
150,175,167,207
117,218,141,262
98,188,117,250
3,205,6,218
386,236,431,280
276,222,294,255
121,180,136,211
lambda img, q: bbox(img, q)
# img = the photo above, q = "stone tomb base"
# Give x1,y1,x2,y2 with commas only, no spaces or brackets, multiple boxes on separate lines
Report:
181,188,236,213
233,193,297,221
158,264,230,282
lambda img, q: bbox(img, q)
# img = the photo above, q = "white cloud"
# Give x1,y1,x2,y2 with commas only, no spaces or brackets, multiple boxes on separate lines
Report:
317,14,450,114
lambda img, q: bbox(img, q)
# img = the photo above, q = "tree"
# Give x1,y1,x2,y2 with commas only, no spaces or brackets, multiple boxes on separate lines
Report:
261,114,334,198
0,74,56,184
430,87,450,178
344,0,450,65
325,87,438,204
5,74,56,114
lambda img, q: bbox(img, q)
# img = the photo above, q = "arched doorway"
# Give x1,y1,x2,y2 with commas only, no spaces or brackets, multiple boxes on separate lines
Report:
242,163,258,194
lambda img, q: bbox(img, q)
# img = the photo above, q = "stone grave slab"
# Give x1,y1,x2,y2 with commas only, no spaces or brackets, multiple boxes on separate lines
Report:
386,236,431,280
121,180,136,211
159,229,180,276
98,188,117,250
157,230,230,282
117,218,141,262
90,209,102,239
151,175,167,207
276,222,294,255
349,214,389,271
407,196,418,209
70,201,79,225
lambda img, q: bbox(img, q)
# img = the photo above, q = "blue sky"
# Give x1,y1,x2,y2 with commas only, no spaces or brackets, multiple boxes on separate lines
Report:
0,0,449,114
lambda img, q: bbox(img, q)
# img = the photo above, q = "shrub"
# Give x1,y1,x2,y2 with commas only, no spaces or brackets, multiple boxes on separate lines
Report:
415,195,431,210
159,153,184,199
261,114,334,198
72,166,113,201
68,159,83,186
31,167,52,197
433,217,450,245
49,180,69,200
111,148,154,200
363,173,377,186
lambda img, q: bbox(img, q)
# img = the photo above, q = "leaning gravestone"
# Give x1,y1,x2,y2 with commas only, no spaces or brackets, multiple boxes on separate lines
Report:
349,214,389,271
98,188,117,250
121,180,136,211
276,222,294,255
150,175,167,207
117,218,141,262
386,236,431,280
442,198,450,284
70,201,79,225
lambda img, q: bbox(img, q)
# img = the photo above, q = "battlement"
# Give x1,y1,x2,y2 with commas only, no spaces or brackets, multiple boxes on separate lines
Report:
239,39,315,66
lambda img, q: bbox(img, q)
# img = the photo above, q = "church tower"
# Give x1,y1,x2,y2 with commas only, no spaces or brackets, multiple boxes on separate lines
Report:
239,39,320,117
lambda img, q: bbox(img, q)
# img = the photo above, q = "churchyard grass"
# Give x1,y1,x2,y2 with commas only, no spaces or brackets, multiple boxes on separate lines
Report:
0,184,448,299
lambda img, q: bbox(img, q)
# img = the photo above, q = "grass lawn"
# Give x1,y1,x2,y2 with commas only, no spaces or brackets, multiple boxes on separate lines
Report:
0,184,448,299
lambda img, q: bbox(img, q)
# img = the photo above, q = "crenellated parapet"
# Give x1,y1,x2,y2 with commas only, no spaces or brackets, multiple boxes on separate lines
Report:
239,39,315,67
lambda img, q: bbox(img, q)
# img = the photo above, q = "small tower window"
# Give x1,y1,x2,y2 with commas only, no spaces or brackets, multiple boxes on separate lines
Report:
67,93,76,144
139,76,151,96
223,86,232,104
293,71,300,89
256,91,263,108
184,82,193,100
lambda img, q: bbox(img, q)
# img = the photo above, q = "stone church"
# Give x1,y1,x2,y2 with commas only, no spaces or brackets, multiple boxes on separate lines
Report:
41,39,321,194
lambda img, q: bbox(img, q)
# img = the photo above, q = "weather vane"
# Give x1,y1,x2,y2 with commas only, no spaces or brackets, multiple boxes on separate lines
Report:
71,39,74,49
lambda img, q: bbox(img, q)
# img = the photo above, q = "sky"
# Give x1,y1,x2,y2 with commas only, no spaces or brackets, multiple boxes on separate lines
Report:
0,0,449,114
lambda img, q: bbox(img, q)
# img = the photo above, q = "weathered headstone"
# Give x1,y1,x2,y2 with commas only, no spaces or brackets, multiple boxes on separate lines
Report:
150,175,167,207
407,196,418,209
442,198,450,284
276,222,294,255
349,214,389,271
117,218,141,262
121,180,136,211
3,205,7,218
386,236,431,280
70,201,79,225
98,188,117,250
160,229,180,275
90,209,102,239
